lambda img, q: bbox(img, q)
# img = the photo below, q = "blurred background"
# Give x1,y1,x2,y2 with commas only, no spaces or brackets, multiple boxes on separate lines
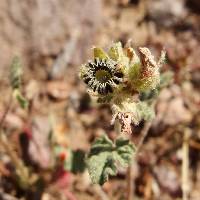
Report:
0,0,200,199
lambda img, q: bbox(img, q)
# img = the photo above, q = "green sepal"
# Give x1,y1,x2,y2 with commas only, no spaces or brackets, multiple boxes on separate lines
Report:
108,42,124,61
139,71,174,102
132,74,160,92
93,47,109,60
135,102,155,122
128,62,141,81
112,100,155,125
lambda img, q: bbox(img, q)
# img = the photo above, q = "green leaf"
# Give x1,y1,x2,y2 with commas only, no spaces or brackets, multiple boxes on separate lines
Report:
10,56,28,109
13,89,28,109
89,135,113,155
135,102,155,121
87,151,117,185
114,138,135,167
10,56,22,89
87,135,135,185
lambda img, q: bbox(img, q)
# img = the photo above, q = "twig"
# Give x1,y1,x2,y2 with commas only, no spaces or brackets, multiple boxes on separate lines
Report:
182,129,190,200
0,93,30,189
0,93,12,129
0,132,30,187
135,100,156,155
93,185,110,200
0,93,21,171
127,162,134,200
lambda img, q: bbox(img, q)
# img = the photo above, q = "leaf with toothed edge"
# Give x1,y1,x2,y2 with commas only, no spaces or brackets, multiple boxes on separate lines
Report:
86,135,135,185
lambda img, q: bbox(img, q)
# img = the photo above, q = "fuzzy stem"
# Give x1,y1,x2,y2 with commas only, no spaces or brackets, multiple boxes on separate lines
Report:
127,120,153,200
114,120,133,200
135,120,152,155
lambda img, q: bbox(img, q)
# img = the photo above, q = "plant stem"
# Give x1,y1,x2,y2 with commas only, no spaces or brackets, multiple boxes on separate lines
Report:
93,185,110,200
126,120,153,200
114,120,133,200
0,133,29,180
0,94,12,129
127,162,134,200
135,120,153,155
0,94,30,189
182,128,190,200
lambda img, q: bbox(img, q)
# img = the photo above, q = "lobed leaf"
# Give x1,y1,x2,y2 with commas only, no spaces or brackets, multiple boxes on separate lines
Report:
87,135,135,185
114,137,136,167
87,151,117,185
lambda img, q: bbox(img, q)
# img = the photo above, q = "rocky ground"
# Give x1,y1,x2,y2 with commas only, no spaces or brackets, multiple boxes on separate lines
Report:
0,0,200,199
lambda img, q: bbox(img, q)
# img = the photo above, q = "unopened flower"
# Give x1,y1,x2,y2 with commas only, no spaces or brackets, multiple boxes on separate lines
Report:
128,47,166,92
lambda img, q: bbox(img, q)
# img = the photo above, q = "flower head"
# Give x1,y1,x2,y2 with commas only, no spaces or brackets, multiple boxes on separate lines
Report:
81,58,124,95
79,42,168,132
